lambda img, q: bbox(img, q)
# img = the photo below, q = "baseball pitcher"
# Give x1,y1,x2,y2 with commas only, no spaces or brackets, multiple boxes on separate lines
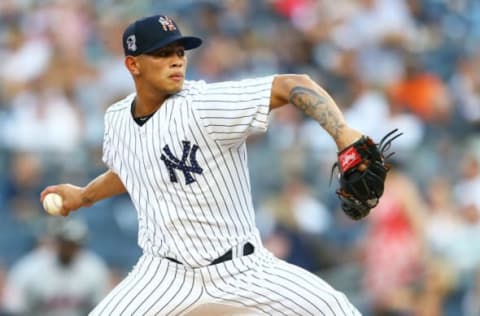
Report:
41,14,399,315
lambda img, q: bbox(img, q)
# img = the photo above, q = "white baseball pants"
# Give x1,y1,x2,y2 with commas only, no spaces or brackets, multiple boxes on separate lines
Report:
89,246,361,316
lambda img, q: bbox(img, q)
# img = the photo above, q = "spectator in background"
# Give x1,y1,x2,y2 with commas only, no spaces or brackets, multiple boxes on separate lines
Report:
361,162,427,315
258,175,333,271
463,268,480,316
454,153,480,219
2,74,82,154
331,0,416,50
343,73,390,141
423,176,464,315
0,265,8,316
330,0,416,86
449,153,480,289
0,26,51,96
2,219,110,316
414,258,457,316
4,151,44,221
342,71,424,157
449,53,480,129
425,176,462,262
388,56,452,124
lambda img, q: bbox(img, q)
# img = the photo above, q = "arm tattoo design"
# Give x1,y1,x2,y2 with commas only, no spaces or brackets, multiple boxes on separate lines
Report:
288,86,345,140
82,197,93,205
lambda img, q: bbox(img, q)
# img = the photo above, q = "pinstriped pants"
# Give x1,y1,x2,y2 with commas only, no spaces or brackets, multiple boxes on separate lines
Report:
89,247,361,316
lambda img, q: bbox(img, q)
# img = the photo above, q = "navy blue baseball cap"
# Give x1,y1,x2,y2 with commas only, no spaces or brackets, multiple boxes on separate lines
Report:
122,15,202,56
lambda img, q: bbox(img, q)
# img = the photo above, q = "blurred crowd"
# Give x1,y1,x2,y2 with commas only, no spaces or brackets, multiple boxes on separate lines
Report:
1,0,480,315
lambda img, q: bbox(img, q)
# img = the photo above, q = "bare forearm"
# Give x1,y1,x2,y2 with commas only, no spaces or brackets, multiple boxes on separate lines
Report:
40,169,127,216
271,75,361,149
288,85,345,140
81,170,127,206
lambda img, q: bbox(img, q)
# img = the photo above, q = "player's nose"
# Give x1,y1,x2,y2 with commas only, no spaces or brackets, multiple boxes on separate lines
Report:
170,53,185,68
170,61,183,68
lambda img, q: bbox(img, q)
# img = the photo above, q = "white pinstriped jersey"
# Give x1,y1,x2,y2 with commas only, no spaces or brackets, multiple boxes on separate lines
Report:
102,76,274,267
95,75,362,315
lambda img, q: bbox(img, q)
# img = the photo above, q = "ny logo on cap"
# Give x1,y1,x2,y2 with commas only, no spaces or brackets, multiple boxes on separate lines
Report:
158,16,176,32
126,35,137,51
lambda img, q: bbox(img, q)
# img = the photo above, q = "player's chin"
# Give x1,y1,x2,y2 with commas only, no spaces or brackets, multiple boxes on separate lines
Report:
166,80,184,94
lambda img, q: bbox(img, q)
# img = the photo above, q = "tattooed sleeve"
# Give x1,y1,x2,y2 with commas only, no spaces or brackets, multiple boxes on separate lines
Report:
288,86,345,141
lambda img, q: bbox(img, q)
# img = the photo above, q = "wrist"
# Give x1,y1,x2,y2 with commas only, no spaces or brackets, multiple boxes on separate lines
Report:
80,187,95,207
335,128,363,150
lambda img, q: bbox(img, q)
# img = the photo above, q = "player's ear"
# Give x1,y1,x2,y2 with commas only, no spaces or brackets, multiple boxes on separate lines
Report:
125,56,140,76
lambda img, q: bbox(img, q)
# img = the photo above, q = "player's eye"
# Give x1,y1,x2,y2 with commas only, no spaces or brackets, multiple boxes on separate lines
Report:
156,50,170,57
175,48,185,57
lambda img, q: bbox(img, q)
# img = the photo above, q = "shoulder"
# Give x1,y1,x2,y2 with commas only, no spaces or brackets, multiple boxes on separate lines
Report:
202,76,276,90
183,76,276,99
105,93,135,116
186,76,276,88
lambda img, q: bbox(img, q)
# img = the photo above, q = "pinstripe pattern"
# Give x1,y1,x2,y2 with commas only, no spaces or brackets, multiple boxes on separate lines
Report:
95,76,361,315
90,247,360,315
102,77,273,267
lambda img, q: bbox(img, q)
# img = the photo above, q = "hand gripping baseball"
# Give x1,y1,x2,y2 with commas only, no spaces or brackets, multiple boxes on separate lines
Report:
330,129,403,220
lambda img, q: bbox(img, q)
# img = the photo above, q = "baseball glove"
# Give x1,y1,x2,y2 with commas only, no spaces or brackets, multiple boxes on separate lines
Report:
331,129,402,220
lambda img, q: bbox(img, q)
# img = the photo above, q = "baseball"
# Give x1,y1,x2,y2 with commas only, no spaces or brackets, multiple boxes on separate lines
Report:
43,193,64,216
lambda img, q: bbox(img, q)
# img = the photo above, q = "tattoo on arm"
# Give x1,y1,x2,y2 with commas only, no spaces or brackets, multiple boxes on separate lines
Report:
288,86,345,140
82,197,93,205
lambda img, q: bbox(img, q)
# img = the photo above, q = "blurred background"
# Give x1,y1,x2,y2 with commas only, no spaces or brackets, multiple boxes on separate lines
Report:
0,0,480,315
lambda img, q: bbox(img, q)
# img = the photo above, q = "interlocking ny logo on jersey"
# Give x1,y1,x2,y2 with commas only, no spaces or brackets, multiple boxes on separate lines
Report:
161,141,203,185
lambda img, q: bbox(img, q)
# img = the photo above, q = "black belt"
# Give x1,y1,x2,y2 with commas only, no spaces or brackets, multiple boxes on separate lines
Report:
166,242,254,266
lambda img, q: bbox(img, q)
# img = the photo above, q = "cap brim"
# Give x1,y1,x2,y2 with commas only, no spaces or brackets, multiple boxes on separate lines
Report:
176,36,203,50
144,35,202,54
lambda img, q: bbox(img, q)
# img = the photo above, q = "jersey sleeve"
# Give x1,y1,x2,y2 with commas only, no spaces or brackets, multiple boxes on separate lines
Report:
191,75,275,148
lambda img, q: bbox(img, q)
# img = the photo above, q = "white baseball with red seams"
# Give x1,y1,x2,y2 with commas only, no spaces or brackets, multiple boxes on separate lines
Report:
42,193,63,216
